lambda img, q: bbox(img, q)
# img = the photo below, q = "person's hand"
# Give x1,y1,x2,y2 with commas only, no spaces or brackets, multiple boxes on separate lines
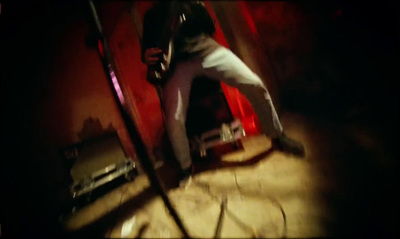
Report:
144,48,163,66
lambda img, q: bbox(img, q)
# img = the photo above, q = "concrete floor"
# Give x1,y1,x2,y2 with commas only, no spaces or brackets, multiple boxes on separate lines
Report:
60,112,399,238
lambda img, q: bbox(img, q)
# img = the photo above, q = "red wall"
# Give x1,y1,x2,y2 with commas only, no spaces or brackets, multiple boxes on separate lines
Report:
27,1,305,170
26,1,283,186
107,2,164,152
34,16,136,160
104,0,263,154
245,1,314,91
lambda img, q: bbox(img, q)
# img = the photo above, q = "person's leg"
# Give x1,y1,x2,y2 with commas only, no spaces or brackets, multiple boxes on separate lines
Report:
162,60,196,172
201,47,282,136
200,47,305,156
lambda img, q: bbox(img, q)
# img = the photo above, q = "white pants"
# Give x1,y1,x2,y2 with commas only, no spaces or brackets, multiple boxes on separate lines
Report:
162,47,283,170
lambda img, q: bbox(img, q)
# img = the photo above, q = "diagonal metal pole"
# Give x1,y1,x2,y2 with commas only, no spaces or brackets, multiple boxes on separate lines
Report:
84,1,190,237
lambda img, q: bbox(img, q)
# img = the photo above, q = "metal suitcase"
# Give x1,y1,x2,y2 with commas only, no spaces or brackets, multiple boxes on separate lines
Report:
186,77,246,158
61,133,138,201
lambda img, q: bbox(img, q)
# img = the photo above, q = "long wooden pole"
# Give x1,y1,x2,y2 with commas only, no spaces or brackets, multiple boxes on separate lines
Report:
85,1,190,237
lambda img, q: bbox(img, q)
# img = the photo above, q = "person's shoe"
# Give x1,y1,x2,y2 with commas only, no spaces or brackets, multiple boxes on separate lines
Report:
179,165,194,187
272,133,306,157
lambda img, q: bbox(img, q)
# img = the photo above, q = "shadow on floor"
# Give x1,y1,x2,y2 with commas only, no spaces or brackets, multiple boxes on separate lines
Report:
68,146,275,237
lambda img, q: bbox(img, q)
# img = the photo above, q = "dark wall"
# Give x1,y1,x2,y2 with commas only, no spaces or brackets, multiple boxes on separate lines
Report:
1,1,125,238
246,1,399,123
1,1,398,238
2,1,65,238
245,1,399,237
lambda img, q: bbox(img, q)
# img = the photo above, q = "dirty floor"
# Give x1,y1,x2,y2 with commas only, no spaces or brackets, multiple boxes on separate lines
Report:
60,112,399,238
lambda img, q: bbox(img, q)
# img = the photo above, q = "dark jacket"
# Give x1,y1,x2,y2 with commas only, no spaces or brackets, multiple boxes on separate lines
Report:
141,1,218,62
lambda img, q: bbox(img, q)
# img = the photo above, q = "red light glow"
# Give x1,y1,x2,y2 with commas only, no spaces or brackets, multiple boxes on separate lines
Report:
98,39,104,57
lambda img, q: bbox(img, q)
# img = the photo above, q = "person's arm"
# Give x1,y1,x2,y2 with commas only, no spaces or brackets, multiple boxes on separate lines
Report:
141,7,164,66
141,10,153,63
176,1,216,39
192,1,216,36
